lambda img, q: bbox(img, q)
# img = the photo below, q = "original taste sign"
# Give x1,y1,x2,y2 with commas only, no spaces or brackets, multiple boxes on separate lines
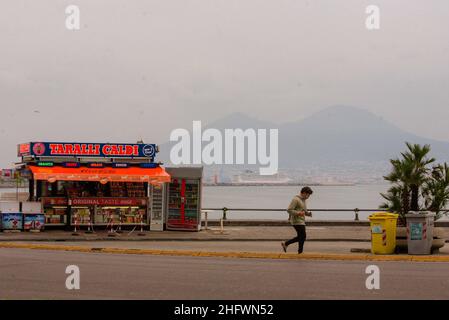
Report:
71,198,147,206
27,142,157,158
42,198,147,206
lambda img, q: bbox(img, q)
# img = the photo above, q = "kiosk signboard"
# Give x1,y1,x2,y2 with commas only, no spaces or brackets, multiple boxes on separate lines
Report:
18,142,157,159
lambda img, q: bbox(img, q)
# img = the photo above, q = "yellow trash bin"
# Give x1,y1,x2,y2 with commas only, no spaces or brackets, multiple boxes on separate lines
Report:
368,212,399,254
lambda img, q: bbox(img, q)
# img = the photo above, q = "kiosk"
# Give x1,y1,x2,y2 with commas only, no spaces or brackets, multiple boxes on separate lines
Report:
16,142,171,230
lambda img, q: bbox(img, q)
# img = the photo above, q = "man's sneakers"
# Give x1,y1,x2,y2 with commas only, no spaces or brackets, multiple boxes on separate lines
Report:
281,242,287,253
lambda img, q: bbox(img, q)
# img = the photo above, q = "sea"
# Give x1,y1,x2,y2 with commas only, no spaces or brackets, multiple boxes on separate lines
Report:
2,185,448,221
202,184,390,221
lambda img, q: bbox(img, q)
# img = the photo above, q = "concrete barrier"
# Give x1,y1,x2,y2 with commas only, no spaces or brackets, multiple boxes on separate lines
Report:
201,220,449,227
203,220,370,227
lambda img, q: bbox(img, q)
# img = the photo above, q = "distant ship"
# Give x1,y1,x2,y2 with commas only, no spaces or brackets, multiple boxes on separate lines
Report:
232,170,293,185
205,169,356,186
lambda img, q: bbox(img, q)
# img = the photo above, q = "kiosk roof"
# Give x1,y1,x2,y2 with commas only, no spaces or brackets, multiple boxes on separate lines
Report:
28,165,171,184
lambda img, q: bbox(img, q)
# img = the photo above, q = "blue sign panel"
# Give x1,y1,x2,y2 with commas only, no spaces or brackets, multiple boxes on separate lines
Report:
139,163,160,168
2,213,23,230
24,214,45,231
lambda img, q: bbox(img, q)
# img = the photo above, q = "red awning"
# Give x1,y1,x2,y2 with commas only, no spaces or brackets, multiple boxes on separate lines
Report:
28,165,171,184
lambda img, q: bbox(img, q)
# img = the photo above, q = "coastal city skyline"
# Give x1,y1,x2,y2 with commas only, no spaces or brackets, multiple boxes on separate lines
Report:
3,104,449,185
3,105,449,169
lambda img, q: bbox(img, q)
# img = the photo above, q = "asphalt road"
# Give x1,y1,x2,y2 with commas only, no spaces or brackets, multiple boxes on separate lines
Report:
1,248,449,300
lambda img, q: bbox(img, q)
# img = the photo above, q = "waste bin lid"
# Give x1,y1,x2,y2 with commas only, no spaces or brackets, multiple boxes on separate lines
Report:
405,211,436,218
368,212,399,220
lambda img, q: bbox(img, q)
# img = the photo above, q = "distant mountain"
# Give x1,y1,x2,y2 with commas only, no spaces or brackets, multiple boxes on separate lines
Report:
202,112,276,130
280,105,449,167
157,105,449,169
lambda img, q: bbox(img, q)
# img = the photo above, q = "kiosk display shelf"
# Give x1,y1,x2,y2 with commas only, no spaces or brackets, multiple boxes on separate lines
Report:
150,183,165,231
43,206,68,225
42,198,69,224
94,206,146,224
166,176,201,231
95,207,121,224
71,207,92,224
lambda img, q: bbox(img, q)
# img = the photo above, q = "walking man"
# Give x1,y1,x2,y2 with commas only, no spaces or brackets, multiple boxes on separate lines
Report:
281,186,313,254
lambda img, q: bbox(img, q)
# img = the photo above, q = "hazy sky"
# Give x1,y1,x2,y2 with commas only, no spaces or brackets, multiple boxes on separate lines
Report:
1,0,448,167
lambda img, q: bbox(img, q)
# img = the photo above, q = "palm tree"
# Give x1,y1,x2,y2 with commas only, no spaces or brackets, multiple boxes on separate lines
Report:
381,158,414,223
422,163,449,220
381,142,435,224
401,143,435,210
380,185,407,225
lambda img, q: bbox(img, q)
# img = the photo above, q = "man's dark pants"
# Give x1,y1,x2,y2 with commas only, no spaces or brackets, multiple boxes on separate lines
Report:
285,225,306,253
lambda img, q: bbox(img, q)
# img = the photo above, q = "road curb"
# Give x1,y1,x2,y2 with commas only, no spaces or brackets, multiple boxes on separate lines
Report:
1,242,448,262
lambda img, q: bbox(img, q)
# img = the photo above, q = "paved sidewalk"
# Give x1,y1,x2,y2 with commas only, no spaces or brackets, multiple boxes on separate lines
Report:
0,226,375,241
1,226,448,261
1,225,448,242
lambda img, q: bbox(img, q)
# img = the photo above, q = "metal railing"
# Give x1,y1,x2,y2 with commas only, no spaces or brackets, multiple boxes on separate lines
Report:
201,207,381,221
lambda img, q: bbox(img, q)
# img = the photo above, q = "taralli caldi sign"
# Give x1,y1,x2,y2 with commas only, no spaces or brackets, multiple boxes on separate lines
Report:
18,142,157,158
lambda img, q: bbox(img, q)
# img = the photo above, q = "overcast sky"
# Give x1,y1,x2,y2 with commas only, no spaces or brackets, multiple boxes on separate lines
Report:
1,0,448,167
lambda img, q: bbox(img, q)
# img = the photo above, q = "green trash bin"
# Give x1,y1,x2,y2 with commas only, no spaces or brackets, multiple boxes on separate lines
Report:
405,211,435,255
